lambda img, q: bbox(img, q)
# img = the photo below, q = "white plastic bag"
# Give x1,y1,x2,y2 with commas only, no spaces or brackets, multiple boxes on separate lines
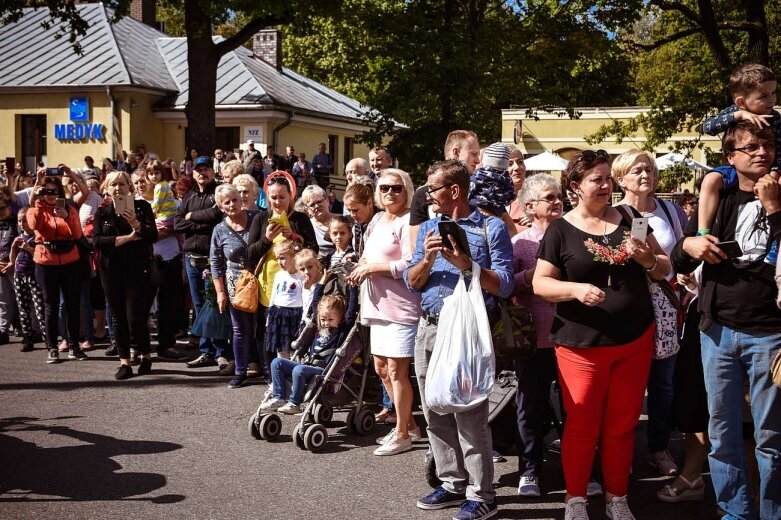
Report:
425,261,495,414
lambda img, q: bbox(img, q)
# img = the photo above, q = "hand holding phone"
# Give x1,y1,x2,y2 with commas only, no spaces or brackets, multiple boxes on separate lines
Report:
716,240,743,259
630,217,648,242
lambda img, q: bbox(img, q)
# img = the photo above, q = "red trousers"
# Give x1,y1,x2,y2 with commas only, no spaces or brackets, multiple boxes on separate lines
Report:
556,325,654,497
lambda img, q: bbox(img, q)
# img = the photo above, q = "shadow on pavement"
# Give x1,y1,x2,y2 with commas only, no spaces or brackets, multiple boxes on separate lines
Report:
0,416,184,503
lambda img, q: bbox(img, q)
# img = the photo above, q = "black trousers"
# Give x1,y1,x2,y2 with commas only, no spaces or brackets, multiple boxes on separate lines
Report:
36,262,80,350
101,264,150,359
150,255,183,351
514,348,558,477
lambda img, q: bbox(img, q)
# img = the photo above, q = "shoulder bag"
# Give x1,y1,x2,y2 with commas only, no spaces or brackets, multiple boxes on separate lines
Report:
224,223,261,313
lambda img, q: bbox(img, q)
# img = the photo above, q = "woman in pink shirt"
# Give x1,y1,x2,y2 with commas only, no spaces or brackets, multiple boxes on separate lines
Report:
348,169,422,456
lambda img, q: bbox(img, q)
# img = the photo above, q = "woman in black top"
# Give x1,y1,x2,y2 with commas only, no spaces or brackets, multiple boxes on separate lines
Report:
533,150,670,520
92,171,158,380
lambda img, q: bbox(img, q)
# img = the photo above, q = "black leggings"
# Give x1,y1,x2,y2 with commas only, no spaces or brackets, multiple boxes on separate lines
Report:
35,262,81,350
101,265,150,359
150,255,183,351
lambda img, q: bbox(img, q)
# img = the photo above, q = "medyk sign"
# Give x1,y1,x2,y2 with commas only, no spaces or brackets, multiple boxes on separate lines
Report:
54,96,106,142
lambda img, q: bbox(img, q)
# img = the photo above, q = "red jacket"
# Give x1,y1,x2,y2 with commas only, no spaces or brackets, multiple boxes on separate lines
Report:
27,199,83,266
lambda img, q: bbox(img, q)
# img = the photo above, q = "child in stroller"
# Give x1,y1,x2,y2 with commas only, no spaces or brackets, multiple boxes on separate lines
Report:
262,295,349,415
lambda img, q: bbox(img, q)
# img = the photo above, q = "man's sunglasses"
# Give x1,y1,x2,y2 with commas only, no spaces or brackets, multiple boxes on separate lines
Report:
575,149,610,164
379,184,403,194
426,183,454,197
41,188,59,196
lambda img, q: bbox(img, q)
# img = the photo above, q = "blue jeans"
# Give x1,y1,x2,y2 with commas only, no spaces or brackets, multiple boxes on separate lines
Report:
229,303,256,376
701,322,781,520
646,354,676,454
270,358,324,405
184,254,227,358
382,384,394,411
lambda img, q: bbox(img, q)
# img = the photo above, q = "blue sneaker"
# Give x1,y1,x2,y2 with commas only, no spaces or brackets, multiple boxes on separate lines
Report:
416,486,466,510
452,499,498,520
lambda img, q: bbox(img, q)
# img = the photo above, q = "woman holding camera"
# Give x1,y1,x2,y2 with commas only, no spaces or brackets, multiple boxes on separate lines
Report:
27,171,86,363
92,171,158,380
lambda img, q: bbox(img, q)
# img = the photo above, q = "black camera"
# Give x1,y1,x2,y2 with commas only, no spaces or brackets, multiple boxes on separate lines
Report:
45,166,64,176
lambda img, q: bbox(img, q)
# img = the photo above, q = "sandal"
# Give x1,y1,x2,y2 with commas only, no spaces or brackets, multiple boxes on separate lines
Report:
656,475,705,503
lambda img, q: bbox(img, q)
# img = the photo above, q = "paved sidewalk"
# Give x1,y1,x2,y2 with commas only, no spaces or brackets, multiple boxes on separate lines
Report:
0,340,718,519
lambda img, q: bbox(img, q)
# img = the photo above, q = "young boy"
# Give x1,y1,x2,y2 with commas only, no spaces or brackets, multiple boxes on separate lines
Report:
700,63,780,235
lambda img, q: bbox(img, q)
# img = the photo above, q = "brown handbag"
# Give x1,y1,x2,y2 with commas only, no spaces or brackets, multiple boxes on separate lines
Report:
231,263,262,313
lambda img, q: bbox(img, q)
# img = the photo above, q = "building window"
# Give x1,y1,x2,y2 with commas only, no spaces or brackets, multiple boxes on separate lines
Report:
215,127,240,154
344,137,353,167
21,115,47,172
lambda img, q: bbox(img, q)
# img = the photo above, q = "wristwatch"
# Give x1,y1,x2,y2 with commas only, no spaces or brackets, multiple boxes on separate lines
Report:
462,267,473,279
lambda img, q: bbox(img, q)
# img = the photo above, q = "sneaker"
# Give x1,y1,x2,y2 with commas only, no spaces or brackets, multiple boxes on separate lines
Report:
156,347,187,360
186,354,217,368
137,357,152,375
130,349,139,365
373,435,413,456
105,343,118,356
278,402,302,415
218,360,235,376
452,499,497,520
492,450,506,463
656,475,705,503
517,476,541,497
260,397,286,411
587,480,604,497
115,364,133,380
375,408,397,424
58,339,69,352
217,356,230,369
605,495,635,520
68,347,88,360
246,362,261,377
47,350,61,364
228,375,247,389
649,450,678,476
416,486,467,510
376,426,423,445
565,497,589,520
80,339,95,351
20,341,34,352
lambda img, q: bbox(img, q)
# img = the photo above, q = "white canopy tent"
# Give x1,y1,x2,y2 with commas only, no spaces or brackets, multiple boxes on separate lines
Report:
655,152,710,172
524,151,569,171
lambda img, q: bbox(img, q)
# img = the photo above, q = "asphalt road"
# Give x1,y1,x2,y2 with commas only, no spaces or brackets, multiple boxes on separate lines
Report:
0,338,720,520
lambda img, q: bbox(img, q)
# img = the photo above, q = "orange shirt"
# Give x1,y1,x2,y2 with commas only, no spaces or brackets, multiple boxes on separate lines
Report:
27,199,83,266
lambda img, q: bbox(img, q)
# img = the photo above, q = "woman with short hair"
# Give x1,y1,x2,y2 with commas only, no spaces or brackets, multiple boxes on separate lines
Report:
301,185,335,258
232,174,260,211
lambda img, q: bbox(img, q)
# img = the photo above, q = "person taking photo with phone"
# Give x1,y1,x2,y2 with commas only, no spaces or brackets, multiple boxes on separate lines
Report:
27,168,87,364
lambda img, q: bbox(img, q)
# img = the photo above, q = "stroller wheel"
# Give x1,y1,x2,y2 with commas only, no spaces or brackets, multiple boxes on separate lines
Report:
354,409,376,436
259,414,282,441
313,403,333,425
303,424,328,452
292,423,305,449
345,409,356,432
248,413,261,440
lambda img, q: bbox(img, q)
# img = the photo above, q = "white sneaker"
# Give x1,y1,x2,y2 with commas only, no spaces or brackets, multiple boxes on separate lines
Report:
587,480,604,497
373,435,413,456
605,495,635,520
517,475,541,497
564,497,589,520
260,397,285,411
278,402,302,415
377,426,422,445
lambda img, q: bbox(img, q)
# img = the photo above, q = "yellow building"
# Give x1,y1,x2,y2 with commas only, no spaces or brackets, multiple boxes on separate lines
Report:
0,3,378,180
501,106,720,177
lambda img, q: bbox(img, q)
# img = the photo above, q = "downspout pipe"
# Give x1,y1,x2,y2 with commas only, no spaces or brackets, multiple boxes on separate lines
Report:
106,86,117,162
272,110,294,151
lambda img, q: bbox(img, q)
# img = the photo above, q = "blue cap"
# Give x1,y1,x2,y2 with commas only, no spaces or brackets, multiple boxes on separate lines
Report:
193,156,212,169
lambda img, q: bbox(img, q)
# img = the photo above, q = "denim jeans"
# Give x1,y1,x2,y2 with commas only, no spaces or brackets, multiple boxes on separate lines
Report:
229,303,256,376
646,354,676,454
270,358,324,405
184,253,227,358
701,322,781,520
381,384,395,411
0,271,17,334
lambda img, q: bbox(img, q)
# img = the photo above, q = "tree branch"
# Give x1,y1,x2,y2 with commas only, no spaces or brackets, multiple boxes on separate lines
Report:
649,0,702,25
214,13,289,57
625,20,764,51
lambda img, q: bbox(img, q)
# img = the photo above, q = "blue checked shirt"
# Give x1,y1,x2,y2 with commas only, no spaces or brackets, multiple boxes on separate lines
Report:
702,104,781,171
404,209,514,316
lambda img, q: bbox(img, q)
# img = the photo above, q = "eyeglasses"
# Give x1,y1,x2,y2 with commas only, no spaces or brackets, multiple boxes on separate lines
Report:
575,150,610,164
306,198,326,209
426,183,454,197
534,194,564,204
41,188,59,196
732,143,775,156
379,184,403,194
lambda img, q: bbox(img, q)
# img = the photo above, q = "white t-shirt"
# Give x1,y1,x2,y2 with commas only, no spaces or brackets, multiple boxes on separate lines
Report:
79,191,104,229
270,270,304,308
645,199,683,280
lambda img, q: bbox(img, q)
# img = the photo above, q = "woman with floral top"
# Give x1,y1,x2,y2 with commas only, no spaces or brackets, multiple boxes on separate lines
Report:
532,150,670,520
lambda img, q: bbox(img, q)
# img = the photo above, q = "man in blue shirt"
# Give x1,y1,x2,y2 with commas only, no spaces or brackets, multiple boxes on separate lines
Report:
404,159,513,520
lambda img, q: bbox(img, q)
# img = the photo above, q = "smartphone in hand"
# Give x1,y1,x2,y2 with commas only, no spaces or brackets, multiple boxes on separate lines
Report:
630,217,648,242
438,219,470,253
55,198,67,211
716,240,743,259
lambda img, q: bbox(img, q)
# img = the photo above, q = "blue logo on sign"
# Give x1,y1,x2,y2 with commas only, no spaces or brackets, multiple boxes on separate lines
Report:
70,97,89,122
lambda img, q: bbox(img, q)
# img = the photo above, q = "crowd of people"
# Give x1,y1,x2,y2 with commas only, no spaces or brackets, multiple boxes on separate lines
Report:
1,63,780,520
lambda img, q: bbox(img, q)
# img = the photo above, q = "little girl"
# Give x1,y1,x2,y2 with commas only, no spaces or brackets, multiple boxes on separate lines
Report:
146,161,177,232
262,295,348,414
10,207,45,352
295,248,324,324
324,215,353,268
265,239,304,358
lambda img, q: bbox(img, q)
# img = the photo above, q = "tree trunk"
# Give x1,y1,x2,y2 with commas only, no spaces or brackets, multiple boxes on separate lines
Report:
696,0,732,72
184,0,219,157
742,0,769,65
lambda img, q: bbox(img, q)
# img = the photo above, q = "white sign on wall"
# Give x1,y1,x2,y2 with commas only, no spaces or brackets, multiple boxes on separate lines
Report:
243,126,264,144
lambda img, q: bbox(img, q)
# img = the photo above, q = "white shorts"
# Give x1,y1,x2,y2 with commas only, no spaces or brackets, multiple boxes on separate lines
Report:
369,319,417,359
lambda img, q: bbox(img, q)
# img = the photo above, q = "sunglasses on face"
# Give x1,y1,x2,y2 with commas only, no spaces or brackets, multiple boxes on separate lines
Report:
535,194,564,204
575,149,610,164
41,188,59,196
379,184,403,194
426,183,453,197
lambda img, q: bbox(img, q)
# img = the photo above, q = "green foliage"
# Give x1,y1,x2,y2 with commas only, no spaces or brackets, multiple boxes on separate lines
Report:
657,163,694,192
